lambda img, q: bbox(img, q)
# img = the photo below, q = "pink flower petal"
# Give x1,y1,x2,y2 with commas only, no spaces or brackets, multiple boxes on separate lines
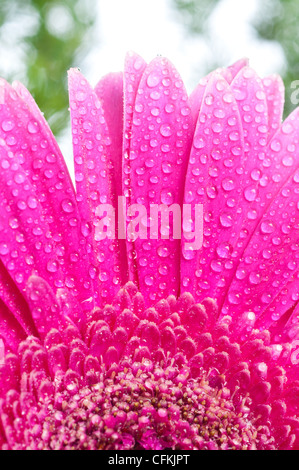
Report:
94,71,128,284
196,66,269,305
181,72,245,299
124,56,193,304
221,58,250,84
94,72,124,194
68,68,125,305
257,271,299,335
0,298,27,352
26,275,74,339
262,74,285,140
189,58,249,123
0,259,37,338
122,51,147,286
222,108,299,320
0,79,92,320
222,164,299,319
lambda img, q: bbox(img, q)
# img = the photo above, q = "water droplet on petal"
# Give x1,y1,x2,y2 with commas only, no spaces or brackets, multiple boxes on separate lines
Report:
47,260,59,273
270,139,281,152
261,220,275,234
222,178,235,191
61,199,75,213
160,189,174,205
157,246,170,258
244,186,257,202
27,120,39,134
144,275,154,286
147,72,160,88
220,213,233,228
249,272,261,285
160,124,173,137
1,120,15,132
0,243,9,255
216,243,232,259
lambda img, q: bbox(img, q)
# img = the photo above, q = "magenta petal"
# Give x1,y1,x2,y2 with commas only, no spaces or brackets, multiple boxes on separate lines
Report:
26,276,73,339
262,74,285,140
68,68,123,304
221,58,250,84
258,271,299,338
189,75,209,126
222,163,299,319
181,72,245,300
189,58,249,124
125,56,193,304
94,71,128,284
205,67,270,304
0,260,37,338
0,297,27,352
284,301,299,343
122,52,147,286
94,72,124,196
222,108,299,320
0,79,91,318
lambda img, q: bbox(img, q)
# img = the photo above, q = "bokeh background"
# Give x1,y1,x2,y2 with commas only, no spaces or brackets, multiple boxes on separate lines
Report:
0,0,298,167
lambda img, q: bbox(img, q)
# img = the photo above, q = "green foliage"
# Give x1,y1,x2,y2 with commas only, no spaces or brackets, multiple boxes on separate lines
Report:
172,0,220,35
172,0,299,118
253,0,299,117
0,0,96,136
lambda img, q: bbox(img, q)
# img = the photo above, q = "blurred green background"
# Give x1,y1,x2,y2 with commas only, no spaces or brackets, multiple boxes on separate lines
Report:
0,0,96,136
172,0,299,118
0,0,298,138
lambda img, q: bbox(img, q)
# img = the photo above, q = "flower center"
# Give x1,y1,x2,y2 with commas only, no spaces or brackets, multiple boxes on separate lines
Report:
38,357,257,450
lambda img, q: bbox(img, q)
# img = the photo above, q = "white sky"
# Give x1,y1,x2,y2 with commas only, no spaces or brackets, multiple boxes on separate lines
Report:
81,0,285,92
59,0,285,168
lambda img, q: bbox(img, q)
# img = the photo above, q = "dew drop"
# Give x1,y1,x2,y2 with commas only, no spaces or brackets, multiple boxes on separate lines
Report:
144,275,154,286
220,213,233,228
160,124,172,137
27,120,39,134
9,217,19,229
0,243,9,255
158,264,169,275
182,248,195,260
161,161,173,174
61,199,75,213
282,155,294,167
193,135,206,149
1,120,15,132
270,139,282,152
47,260,59,273
75,90,87,102
261,220,275,234
249,271,261,285
147,72,160,88
65,276,75,288
157,245,170,258
211,259,222,273
236,268,247,280
216,243,231,259
14,173,26,184
160,189,174,205
222,178,235,192
228,291,241,305
244,186,257,202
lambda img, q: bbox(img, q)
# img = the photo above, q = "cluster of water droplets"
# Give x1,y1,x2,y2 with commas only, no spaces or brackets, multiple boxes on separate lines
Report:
0,79,97,314
121,54,194,302
180,66,299,326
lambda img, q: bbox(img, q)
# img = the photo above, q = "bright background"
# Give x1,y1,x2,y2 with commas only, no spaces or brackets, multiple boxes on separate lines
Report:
0,0,297,167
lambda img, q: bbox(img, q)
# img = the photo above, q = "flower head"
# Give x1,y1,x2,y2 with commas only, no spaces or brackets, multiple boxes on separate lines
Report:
0,52,298,450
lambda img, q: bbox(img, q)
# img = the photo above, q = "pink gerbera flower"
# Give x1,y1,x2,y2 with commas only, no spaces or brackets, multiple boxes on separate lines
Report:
0,51,298,450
